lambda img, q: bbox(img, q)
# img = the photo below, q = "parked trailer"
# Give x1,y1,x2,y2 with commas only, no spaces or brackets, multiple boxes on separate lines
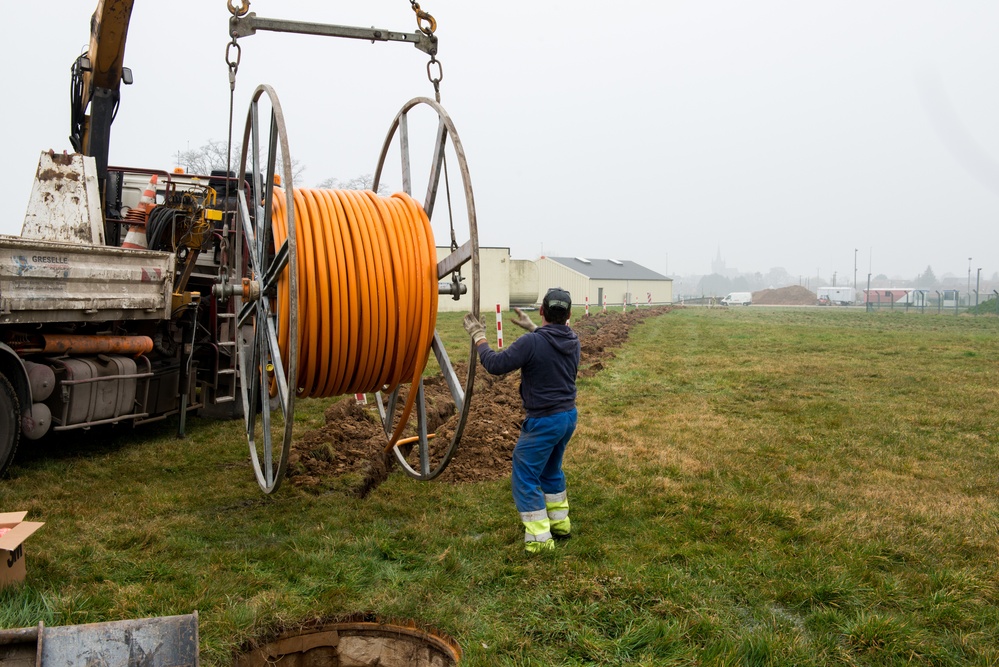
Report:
816,286,855,305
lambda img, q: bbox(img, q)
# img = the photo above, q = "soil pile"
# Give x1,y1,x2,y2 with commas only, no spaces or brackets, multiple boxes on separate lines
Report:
752,285,816,305
288,306,671,494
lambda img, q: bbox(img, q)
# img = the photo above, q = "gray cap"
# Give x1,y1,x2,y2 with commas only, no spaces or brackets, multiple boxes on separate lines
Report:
543,287,572,316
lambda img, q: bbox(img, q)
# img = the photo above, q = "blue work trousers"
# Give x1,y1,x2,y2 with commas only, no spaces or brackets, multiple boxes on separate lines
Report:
511,408,577,513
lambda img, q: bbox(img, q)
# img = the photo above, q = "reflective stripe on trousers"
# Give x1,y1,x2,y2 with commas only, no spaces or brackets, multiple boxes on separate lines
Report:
519,508,552,543
545,490,570,536
545,491,569,521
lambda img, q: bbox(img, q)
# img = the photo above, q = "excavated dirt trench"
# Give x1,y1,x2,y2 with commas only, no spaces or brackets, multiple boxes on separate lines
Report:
287,306,672,496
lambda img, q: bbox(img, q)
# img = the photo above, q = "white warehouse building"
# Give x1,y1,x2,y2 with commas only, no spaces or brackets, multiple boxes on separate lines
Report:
436,250,672,313
535,256,672,308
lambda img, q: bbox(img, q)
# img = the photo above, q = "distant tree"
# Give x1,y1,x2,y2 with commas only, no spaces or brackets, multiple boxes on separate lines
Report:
916,265,937,286
731,276,751,292
175,138,305,183
175,139,234,176
875,273,888,282
698,273,732,297
316,174,389,195
765,267,794,288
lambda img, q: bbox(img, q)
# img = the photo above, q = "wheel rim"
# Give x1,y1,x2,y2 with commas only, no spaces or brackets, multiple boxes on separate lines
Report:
372,97,479,480
0,375,19,476
234,84,297,494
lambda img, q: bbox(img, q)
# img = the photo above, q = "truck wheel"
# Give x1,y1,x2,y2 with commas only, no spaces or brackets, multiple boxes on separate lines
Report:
0,374,20,476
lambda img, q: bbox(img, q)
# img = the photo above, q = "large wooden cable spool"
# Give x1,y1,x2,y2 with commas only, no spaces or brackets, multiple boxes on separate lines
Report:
232,86,479,493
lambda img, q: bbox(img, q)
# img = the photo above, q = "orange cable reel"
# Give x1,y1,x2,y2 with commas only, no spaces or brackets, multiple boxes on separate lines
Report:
268,185,438,449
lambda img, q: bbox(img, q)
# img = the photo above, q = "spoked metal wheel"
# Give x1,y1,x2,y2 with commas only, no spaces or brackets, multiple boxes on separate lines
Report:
234,84,298,493
372,97,479,480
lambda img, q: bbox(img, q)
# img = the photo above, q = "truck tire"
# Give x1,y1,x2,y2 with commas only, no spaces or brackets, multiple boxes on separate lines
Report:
0,374,19,476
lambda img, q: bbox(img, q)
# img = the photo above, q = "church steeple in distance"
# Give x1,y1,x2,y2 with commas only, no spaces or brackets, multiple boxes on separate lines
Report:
712,246,726,275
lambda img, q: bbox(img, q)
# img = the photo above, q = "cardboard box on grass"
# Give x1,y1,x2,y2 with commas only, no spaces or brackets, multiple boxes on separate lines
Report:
0,512,44,588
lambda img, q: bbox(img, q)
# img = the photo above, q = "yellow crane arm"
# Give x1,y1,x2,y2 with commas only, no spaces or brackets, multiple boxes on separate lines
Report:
70,0,135,210
83,0,134,108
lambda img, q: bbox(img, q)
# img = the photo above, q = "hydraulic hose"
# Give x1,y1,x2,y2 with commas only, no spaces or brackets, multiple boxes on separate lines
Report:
269,188,438,445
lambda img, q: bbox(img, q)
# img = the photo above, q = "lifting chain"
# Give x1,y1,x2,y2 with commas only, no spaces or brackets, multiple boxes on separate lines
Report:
224,1,246,145
221,0,249,292
409,3,453,290
410,1,443,102
225,1,246,98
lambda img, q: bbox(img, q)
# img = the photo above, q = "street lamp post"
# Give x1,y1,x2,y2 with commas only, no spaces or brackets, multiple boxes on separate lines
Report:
968,258,973,306
854,248,858,295
976,268,982,310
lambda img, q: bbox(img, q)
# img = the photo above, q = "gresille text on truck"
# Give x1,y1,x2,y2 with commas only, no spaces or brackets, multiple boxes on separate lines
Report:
0,0,482,493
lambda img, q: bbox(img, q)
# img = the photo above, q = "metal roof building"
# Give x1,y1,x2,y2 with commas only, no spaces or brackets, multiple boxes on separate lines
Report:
533,256,673,309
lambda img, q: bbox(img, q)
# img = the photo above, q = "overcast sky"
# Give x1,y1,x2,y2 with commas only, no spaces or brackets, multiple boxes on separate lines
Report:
2,1,998,282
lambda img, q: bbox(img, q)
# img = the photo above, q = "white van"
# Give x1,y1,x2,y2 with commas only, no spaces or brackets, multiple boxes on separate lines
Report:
721,292,752,306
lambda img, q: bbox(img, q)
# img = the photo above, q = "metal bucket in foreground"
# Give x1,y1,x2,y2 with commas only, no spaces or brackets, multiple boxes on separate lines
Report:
0,613,199,667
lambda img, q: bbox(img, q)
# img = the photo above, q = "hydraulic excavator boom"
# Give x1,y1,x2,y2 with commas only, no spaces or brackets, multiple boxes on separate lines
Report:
69,0,135,209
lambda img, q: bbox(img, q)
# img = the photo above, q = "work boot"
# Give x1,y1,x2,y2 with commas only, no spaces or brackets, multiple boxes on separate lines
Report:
545,491,571,540
520,509,554,554
524,538,556,554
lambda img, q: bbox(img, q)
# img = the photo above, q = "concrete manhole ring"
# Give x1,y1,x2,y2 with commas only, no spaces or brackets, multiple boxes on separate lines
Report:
235,620,461,667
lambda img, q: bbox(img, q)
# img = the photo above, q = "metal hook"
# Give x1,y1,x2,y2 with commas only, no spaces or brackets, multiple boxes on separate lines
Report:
416,9,437,36
227,0,250,17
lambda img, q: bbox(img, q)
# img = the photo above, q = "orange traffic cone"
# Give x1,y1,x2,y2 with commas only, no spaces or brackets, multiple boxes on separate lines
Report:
122,174,159,249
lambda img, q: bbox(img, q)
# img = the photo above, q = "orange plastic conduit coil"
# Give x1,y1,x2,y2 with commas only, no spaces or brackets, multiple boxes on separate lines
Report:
270,187,438,447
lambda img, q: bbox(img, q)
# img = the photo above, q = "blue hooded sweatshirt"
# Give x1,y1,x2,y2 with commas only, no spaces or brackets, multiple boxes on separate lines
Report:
476,324,580,419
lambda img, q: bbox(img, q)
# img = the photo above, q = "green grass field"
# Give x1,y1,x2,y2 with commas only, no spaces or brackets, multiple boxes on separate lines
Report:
1,307,998,666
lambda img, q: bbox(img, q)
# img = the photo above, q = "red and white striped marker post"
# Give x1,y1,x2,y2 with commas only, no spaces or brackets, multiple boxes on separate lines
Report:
354,393,367,405
495,304,504,348
603,294,607,312
585,296,590,316
623,295,627,312
647,292,652,306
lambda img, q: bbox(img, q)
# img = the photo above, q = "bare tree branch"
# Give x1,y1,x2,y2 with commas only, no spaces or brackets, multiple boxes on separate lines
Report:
315,174,390,194
175,139,305,183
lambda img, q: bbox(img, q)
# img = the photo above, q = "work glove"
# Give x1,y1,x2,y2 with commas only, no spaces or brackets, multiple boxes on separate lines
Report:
462,313,487,345
510,308,537,332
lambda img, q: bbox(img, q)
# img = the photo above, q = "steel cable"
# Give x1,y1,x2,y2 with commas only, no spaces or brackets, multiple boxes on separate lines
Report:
269,187,438,444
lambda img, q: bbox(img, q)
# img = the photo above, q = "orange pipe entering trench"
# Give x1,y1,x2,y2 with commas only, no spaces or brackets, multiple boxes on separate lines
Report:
270,188,437,447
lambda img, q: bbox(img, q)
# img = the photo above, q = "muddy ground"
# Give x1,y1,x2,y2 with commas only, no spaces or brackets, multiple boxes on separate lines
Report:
288,306,671,495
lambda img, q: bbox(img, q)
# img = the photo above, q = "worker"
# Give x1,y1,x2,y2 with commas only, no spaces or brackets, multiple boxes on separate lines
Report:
462,288,581,554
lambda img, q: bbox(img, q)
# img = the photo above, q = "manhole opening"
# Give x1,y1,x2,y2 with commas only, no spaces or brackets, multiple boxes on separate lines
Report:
235,621,461,667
